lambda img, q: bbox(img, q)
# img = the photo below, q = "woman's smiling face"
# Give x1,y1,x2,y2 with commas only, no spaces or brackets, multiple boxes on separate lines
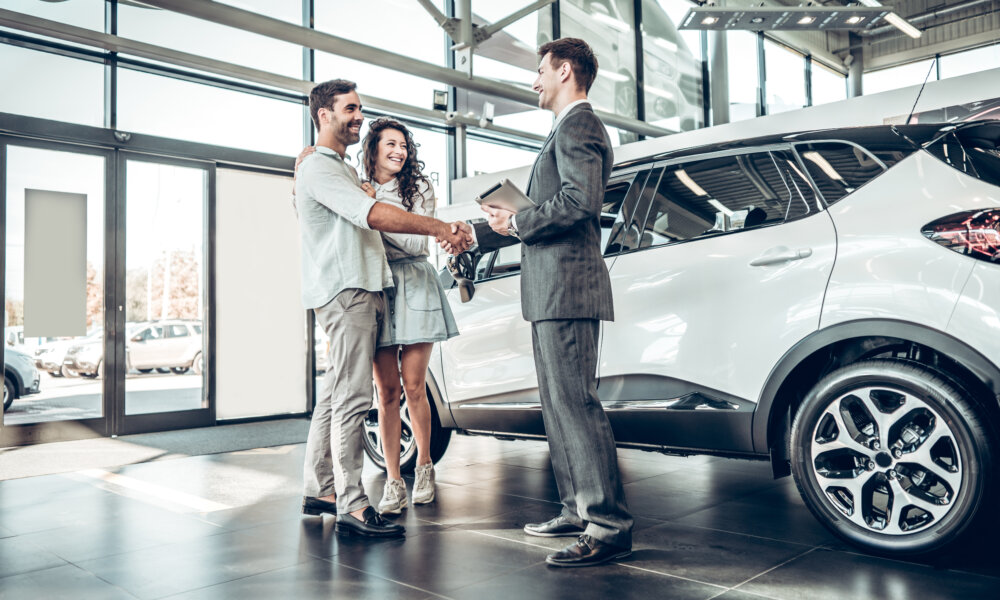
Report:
376,127,408,178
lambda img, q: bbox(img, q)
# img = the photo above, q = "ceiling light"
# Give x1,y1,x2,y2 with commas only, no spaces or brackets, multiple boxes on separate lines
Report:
681,6,888,31
846,16,864,25
701,16,719,25
750,17,765,24
857,0,922,38
797,17,815,25
676,169,708,196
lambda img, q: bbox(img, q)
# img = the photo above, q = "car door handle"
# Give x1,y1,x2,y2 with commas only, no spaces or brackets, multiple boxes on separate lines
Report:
749,246,813,267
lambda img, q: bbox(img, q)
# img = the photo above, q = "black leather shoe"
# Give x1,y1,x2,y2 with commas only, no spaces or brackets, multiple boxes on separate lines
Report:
302,496,337,516
545,535,631,568
523,515,585,538
335,506,405,538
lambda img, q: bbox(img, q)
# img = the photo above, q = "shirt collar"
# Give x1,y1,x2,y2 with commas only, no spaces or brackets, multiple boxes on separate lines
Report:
553,99,590,128
315,145,346,161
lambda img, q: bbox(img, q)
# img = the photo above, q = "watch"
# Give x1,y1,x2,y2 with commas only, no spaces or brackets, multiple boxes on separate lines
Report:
506,216,520,238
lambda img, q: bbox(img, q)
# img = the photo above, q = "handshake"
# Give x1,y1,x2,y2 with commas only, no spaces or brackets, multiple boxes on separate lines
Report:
437,221,474,255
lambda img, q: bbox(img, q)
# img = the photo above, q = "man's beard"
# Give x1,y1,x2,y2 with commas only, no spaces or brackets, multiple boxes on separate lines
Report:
338,120,361,145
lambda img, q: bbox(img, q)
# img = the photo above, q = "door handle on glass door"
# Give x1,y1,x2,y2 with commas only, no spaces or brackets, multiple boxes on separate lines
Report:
749,247,813,267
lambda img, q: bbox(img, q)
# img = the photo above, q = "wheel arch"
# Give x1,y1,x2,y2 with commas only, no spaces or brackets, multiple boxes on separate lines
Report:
425,369,456,429
754,319,1000,459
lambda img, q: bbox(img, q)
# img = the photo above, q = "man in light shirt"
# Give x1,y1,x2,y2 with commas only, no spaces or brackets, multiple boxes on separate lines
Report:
296,79,471,538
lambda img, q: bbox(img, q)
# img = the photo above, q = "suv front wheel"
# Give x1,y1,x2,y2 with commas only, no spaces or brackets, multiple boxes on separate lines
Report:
790,360,993,555
362,388,451,474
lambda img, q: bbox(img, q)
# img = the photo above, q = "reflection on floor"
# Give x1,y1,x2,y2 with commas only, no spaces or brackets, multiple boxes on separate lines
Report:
0,434,997,599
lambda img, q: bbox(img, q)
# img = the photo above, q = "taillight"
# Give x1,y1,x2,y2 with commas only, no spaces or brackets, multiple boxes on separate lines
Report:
922,210,1000,264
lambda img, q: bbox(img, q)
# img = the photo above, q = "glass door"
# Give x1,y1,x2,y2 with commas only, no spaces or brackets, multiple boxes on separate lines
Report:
116,154,214,434
2,140,112,445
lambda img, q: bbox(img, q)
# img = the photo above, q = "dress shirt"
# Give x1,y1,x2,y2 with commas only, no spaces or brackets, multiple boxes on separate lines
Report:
294,146,393,309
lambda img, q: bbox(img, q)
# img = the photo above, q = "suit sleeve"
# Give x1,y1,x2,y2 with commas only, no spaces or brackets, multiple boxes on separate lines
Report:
514,110,608,244
472,220,519,253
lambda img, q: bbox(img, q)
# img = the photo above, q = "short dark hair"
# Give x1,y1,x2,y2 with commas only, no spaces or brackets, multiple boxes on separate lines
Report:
538,37,598,93
309,79,357,131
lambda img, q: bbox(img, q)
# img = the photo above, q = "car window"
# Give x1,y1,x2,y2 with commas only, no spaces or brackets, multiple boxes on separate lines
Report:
490,244,521,277
192,324,202,334
601,173,642,254
637,150,812,249
606,168,657,254
166,325,188,338
794,142,887,205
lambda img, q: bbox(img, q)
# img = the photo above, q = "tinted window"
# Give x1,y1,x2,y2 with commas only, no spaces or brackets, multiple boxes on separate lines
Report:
490,244,521,277
638,151,812,248
795,142,887,205
166,325,189,338
606,168,657,254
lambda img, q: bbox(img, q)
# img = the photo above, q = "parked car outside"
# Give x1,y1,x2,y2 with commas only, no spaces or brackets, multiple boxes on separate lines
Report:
34,329,102,377
361,121,1000,557
4,346,40,411
63,320,203,378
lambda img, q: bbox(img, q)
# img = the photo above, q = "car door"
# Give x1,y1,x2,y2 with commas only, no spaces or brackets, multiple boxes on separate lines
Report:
599,147,837,452
439,171,645,434
128,325,163,369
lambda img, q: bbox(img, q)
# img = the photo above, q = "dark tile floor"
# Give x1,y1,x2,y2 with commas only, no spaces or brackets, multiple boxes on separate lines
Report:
1,434,998,599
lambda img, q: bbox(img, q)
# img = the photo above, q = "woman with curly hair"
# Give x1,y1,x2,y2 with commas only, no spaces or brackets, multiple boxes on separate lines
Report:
355,117,459,514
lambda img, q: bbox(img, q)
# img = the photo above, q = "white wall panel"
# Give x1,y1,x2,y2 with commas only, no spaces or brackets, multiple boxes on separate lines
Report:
216,168,305,420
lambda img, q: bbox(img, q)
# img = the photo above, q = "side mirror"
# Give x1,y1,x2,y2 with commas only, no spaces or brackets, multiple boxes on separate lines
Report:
447,254,476,303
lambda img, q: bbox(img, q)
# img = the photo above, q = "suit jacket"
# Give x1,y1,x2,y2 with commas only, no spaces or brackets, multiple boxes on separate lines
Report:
475,103,614,323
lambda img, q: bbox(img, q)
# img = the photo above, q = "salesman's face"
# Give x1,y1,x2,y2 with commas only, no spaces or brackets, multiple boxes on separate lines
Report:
533,53,562,112
326,90,364,147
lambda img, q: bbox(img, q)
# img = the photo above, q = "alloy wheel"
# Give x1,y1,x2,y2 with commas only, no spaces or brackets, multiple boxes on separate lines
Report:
810,386,962,535
362,393,416,470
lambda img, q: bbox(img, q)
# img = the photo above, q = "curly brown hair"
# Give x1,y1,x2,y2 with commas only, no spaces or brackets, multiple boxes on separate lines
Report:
359,117,431,212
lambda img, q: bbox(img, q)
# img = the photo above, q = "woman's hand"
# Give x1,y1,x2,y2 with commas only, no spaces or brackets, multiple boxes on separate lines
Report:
360,181,376,199
291,146,316,196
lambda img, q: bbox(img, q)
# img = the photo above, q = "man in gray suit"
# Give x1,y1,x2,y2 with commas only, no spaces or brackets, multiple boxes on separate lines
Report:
454,38,633,567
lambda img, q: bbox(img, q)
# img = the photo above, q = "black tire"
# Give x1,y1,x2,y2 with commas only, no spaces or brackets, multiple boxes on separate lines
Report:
3,376,14,411
137,368,154,374
790,359,993,556
171,366,189,375
362,387,452,475
155,368,170,374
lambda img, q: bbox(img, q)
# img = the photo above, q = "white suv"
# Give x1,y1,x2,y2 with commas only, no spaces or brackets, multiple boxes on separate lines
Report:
362,121,1000,557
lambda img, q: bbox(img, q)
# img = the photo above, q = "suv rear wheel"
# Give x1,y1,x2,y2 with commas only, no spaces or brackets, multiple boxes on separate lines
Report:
790,360,993,555
362,388,451,474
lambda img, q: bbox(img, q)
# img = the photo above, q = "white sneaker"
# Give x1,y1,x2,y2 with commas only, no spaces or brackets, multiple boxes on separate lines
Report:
378,478,407,515
412,463,436,504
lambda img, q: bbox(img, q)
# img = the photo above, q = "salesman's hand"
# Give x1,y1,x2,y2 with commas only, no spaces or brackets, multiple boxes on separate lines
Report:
291,145,316,195
483,205,515,236
437,221,473,254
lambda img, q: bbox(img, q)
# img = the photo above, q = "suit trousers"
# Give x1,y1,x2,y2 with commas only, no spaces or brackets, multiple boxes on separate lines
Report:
303,288,385,514
531,318,633,548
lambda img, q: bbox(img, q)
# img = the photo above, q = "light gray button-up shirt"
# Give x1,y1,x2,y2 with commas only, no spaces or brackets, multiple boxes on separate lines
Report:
294,146,393,309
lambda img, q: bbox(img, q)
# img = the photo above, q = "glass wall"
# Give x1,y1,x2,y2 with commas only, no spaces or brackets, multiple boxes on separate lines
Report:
764,39,806,115
811,60,847,106
314,0,447,111
0,0,104,48
117,69,303,156
940,44,1000,80
467,137,538,176
863,59,936,95
123,160,206,416
727,32,760,122
118,1,302,78
560,0,638,121
4,146,105,425
642,0,704,131
0,46,104,128
471,0,552,137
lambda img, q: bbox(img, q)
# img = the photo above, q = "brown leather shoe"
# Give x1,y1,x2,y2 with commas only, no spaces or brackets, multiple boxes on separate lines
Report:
545,535,631,568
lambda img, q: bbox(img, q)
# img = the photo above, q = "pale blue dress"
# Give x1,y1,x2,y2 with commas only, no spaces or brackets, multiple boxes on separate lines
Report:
374,178,460,348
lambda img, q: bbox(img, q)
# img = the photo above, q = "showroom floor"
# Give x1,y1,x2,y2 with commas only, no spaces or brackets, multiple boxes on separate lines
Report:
0,432,998,600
